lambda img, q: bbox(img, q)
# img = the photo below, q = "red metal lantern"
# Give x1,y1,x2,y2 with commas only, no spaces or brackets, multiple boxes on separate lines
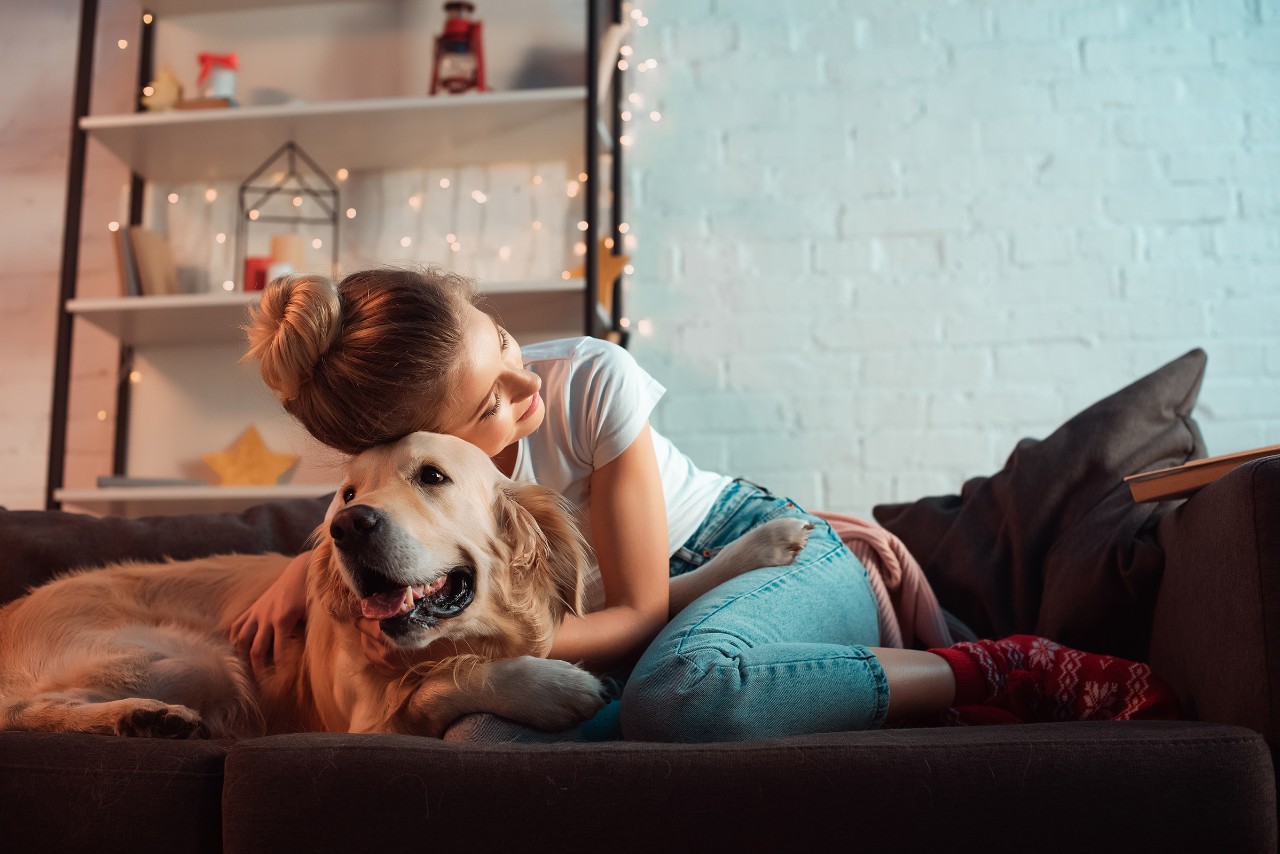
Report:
430,1,485,95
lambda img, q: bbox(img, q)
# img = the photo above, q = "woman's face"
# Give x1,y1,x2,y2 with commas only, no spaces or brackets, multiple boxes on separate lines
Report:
435,303,545,457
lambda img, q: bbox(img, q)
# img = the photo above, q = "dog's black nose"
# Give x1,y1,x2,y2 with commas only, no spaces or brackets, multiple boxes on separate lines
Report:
330,505,383,551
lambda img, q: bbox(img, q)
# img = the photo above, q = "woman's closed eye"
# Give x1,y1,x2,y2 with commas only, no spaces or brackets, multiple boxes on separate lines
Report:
481,390,501,419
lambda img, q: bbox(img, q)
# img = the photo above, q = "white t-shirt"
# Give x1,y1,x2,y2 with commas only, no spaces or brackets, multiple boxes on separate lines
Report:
511,337,731,606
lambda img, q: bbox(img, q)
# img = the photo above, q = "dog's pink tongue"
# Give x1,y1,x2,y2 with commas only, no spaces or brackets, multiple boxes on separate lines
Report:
360,587,413,620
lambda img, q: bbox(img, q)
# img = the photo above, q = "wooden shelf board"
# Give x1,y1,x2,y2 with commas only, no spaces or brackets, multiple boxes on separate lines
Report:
82,88,588,182
67,279,588,346
55,484,338,518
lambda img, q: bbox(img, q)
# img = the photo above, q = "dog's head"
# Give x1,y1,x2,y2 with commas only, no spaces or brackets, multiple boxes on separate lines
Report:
312,432,590,659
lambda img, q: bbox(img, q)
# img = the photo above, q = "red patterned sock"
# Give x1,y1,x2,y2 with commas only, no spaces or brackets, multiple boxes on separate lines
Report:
928,635,1181,723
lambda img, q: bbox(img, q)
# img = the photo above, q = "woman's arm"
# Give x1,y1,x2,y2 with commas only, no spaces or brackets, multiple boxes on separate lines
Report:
230,549,312,678
547,423,670,671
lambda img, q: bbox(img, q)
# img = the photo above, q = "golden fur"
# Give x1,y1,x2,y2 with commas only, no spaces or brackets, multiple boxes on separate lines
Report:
0,433,607,739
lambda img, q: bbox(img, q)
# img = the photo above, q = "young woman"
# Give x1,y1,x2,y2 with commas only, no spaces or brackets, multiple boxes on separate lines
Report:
232,267,1177,741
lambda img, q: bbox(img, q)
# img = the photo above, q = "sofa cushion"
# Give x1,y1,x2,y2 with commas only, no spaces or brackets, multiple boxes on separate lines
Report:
873,349,1207,660
0,496,331,606
220,722,1275,853
0,732,229,854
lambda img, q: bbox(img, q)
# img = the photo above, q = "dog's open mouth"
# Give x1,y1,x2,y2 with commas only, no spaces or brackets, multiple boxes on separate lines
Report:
359,567,475,626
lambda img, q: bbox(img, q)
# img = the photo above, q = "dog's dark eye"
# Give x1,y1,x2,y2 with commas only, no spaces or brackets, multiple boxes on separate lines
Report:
342,486,355,503
417,465,450,486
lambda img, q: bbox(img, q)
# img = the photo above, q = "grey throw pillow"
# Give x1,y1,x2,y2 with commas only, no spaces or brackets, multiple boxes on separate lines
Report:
873,349,1207,660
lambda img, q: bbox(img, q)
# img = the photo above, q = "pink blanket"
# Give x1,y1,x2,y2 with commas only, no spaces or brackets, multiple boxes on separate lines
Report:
814,510,953,649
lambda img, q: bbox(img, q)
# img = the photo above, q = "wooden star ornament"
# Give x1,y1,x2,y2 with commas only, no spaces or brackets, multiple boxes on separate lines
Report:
568,238,631,317
202,426,298,486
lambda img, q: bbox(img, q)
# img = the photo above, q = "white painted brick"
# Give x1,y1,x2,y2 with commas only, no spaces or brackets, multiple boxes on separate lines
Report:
1084,34,1214,71
812,238,874,275
993,343,1129,384
824,470,899,520
927,387,1065,427
814,310,943,350
952,43,1079,78
1241,187,1280,219
870,235,943,273
926,5,993,45
944,233,1006,271
1118,1,1193,33
973,189,1100,229
1076,227,1137,263
669,21,739,58
992,6,1061,42
1212,29,1280,66
1198,379,1280,418
1216,223,1280,260
1059,4,1127,38
727,352,858,393
775,157,899,200
1011,228,1074,266
1163,151,1280,185
1053,74,1180,112
1035,151,1164,188
841,197,972,234
1210,298,1280,337
708,199,841,239
659,390,792,435
1188,0,1261,33
1141,224,1218,264
727,432,863,470
1113,111,1245,149
861,348,992,389
1247,111,1280,145
981,113,1107,153
697,55,825,91
923,79,1052,119
1104,187,1234,224
827,45,950,84
725,125,849,166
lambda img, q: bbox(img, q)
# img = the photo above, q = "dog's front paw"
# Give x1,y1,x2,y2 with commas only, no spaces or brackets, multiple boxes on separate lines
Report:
728,516,815,570
491,656,609,732
115,700,209,739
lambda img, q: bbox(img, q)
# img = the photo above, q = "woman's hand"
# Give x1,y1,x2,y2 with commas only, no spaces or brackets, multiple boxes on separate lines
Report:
230,549,312,679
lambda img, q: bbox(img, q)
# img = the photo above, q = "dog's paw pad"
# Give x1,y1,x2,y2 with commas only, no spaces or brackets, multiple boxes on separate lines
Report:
117,702,208,739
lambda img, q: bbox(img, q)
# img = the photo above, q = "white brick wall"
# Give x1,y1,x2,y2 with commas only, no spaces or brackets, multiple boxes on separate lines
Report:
625,0,1280,518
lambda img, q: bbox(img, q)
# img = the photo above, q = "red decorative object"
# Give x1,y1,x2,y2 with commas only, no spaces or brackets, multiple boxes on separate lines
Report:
243,256,270,291
430,2,485,95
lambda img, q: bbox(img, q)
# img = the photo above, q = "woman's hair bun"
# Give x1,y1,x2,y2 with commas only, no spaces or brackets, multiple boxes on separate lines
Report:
244,273,342,403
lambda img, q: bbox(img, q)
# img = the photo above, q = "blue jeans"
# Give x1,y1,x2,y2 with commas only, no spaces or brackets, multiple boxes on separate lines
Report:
619,479,888,742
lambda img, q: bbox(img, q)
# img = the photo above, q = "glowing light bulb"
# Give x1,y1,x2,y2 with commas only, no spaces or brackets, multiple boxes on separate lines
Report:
312,238,323,249
142,86,154,96
439,178,450,188
292,196,303,207
446,233,457,243
346,208,357,219
222,280,235,291
142,13,153,23
574,242,587,256
624,264,635,275
471,190,487,203
618,223,630,233
650,111,661,121
400,236,412,247
561,270,572,280
450,242,461,252
336,168,349,181
637,318,654,336
618,60,629,71
532,175,542,185
97,410,107,421
620,135,634,146
107,221,120,232
249,210,260,220
215,233,226,244
577,220,589,232
566,180,580,198
129,371,142,383
167,193,179,204
532,220,542,230
408,194,422,210
620,45,633,57
498,246,511,261
117,39,128,49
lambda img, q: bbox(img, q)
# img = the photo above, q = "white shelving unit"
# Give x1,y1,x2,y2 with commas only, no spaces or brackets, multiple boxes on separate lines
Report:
81,88,590,182
49,0,626,517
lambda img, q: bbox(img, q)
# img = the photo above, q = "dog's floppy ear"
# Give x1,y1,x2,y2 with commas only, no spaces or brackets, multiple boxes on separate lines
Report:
497,481,590,618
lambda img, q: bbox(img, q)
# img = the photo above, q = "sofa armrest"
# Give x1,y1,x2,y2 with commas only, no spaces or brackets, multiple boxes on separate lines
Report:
1149,456,1280,745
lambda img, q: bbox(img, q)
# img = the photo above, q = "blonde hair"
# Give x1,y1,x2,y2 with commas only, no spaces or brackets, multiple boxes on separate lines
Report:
245,267,478,454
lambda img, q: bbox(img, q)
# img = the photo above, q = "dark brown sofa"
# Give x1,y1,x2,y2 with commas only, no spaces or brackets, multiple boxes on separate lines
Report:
2,350,1277,853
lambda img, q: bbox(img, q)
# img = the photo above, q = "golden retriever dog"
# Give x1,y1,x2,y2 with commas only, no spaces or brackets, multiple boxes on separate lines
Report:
0,432,811,740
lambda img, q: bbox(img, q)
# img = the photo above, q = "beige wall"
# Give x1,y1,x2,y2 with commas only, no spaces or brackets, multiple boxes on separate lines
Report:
0,1,79,509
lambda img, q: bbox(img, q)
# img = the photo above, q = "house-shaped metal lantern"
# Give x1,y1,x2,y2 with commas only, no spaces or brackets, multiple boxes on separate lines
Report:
235,141,340,290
